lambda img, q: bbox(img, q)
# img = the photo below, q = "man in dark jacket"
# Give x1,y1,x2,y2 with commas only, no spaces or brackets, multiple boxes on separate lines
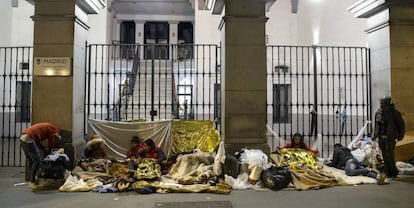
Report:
373,96,405,178
329,144,376,179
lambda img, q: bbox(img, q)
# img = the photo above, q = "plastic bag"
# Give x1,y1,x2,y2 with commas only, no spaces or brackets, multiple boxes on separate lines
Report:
396,161,414,175
239,149,272,170
224,173,255,190
351,149,366,162
260,166,292,191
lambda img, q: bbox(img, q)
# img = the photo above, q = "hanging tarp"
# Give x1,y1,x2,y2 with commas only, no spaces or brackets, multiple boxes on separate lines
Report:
171,120,220,154
88,119,172,159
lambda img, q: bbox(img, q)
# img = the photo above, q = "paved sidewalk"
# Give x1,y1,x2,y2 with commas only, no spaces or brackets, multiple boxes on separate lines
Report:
1,167,413,208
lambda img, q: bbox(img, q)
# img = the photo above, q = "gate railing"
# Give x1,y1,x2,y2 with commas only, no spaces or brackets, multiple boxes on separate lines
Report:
0,44,371,167
85,43,221,135
0,46,32,167
85,43,371,158
266,45,371,158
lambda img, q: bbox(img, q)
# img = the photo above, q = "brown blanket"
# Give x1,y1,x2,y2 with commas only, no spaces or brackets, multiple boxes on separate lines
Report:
289,164,338,190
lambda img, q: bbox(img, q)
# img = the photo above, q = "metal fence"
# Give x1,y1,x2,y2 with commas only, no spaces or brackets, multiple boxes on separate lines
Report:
0,46,32,167
84,43,221,134
0,44,371,166
266,46,371,158
85,43,371,158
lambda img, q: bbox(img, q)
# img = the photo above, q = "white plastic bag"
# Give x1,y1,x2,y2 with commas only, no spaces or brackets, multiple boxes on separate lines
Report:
239,149,272,170
351,149,366,162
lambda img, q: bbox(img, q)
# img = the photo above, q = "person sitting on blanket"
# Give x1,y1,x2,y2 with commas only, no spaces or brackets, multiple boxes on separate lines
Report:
84,135,107,161
280,132,319,154
328,143,377,179
126,136,144,158
137,139,166,164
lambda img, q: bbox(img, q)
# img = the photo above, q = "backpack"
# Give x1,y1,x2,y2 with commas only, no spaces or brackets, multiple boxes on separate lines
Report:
36,156,67,179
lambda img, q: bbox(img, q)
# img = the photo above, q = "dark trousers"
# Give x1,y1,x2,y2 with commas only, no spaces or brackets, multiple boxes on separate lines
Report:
21,141,41,182
310,114,317,136
379,138,398,177
345,158,368,176
345,158,377,179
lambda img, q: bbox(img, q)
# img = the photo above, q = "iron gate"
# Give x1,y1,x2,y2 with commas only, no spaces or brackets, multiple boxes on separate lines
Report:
85,44,371,158
0,46,32,167
266,46,371,157
84,43,221,135
0,44,371,167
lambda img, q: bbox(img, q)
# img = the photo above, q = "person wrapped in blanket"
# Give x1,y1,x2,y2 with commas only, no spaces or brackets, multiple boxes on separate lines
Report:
281,133,319,154
328,143,377,179
136,139,170,174
84,135,107,160
137,139,166,164
79,135,108,172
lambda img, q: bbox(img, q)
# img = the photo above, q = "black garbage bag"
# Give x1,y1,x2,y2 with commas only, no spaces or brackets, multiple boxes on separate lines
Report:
260,166,292,191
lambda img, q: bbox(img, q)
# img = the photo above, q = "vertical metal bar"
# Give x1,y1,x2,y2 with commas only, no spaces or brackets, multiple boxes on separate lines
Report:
270,46,274,146
208,45,212,120
312,46,318,137
109,44,113,121
164,45,168,119
13,47,19,167
195,45,199,120
354,48,359,138
1,48,6,166
300,46,309,142
337,47,342,144
190,45,196,120
277,46,281,139
348,48,353,144
7,47,13,166
151,44,155,121
84,42,88,136
202,45,205,120
319,47,324,154
190,45,197,120
214,45,219,125
367,48,372,134
307,47,311,140
330,47,335,157
158,45,162,120
295,46,299,141
288,46,292,138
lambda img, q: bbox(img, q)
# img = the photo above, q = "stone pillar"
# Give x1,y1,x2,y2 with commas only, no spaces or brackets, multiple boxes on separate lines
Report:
169,21,179,45
219,0,269,154
135,20,145,44
31,0,105,167
349,0,414,131
169,21,179,60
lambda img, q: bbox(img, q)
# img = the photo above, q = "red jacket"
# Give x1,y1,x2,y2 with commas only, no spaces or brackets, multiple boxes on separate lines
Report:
127,143,145,158
138,147,165,162
23,122,60,151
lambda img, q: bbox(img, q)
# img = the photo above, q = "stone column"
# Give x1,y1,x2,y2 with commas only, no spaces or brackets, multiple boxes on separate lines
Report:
135,20,145,44
219,0,269,154
349,0,414,131
169,21,179,60
31,0,105,168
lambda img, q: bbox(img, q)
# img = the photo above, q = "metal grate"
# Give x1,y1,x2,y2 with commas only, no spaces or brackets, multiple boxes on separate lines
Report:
0,46,32,167
154,201,232,208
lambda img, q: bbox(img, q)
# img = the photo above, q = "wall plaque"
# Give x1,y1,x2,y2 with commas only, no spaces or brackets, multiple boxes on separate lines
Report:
34,57,72,76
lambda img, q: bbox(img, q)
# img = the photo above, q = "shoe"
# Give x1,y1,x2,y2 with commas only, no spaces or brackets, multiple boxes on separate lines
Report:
377,173,388,185
28,182,38,189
